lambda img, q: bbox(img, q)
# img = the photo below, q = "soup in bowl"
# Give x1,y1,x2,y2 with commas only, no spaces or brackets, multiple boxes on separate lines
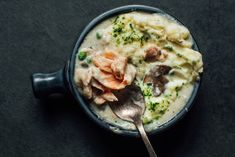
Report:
73,11,203,132
31,5,203,136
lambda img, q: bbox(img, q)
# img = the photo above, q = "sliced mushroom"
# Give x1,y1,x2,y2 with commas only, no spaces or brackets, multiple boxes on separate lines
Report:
153,75,169,96
144,46,168,62
144,46,161,62
144,65,171,96
149,65,172,77
143,75,154,84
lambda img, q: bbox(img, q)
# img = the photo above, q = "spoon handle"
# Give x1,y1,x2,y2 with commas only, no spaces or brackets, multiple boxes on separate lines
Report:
135,120,157,157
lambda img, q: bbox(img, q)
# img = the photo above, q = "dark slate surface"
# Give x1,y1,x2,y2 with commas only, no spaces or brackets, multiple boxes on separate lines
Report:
0,0,234,157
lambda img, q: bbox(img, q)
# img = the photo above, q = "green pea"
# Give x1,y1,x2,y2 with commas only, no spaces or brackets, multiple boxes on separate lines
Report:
96,32,102,39
78,51,87,61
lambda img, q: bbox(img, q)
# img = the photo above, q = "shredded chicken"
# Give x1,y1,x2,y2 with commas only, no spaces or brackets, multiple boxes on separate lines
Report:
75,51,136,105
83,85,92,99
74,67,92,86
91,79,106,92
93,55,113,73
111,56,127,80
93,95,106,105
92,67,125,90
101,92,118,102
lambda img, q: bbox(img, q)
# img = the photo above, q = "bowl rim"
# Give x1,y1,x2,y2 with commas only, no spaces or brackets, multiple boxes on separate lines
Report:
67,5,202,137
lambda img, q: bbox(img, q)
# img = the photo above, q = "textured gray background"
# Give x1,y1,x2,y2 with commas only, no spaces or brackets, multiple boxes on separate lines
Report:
0,0,235,157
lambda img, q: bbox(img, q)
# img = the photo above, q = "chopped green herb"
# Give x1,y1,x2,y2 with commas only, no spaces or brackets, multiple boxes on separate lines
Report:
113,26,123,33
175,86,181,92
146,82,153,86
148,102,159,111
111,16,150,46
140,32,151,46
78,51,87,61
169,71,175,76
176,53,183,57
142,85,153,97
86,57,92,64
175,86,181,97
96,32,102,39
163,45,174,51
113,16,119,24
129,23,133,30
175,65,182,69
139,59,143,64
142,117,153,124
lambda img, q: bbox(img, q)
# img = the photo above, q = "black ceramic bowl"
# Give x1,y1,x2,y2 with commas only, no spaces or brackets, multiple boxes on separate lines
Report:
31,5,202,137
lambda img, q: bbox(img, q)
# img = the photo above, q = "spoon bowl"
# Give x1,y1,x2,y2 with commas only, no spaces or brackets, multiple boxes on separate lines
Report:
109,85,158,157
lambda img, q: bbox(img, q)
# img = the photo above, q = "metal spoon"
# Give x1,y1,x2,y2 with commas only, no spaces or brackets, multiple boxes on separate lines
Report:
110,86,157,157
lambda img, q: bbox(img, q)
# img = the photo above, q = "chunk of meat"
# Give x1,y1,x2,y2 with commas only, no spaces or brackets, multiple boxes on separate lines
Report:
83,85,92,99
92,55,113,73
74,67,92,86
101,51,117,60
93,95,106,105
78,50,136,105
93,51,128,80
91,51,135,90
91,79,106,92
144,46,167,62
92,64,136,90
92,67,125,90
111,56,127,80
101,92,118,102
122,64,136,86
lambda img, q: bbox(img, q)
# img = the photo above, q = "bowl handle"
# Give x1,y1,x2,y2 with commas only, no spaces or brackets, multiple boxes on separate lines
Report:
31,68,68,98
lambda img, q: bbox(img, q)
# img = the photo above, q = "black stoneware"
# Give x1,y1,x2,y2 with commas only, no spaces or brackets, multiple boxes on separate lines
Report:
31,5,202,137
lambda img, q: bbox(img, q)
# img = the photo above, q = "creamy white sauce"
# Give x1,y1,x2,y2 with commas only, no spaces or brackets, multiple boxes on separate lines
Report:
75,12,203,132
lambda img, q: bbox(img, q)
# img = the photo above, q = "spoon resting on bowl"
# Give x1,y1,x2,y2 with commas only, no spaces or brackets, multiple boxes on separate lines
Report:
109,85,157,157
